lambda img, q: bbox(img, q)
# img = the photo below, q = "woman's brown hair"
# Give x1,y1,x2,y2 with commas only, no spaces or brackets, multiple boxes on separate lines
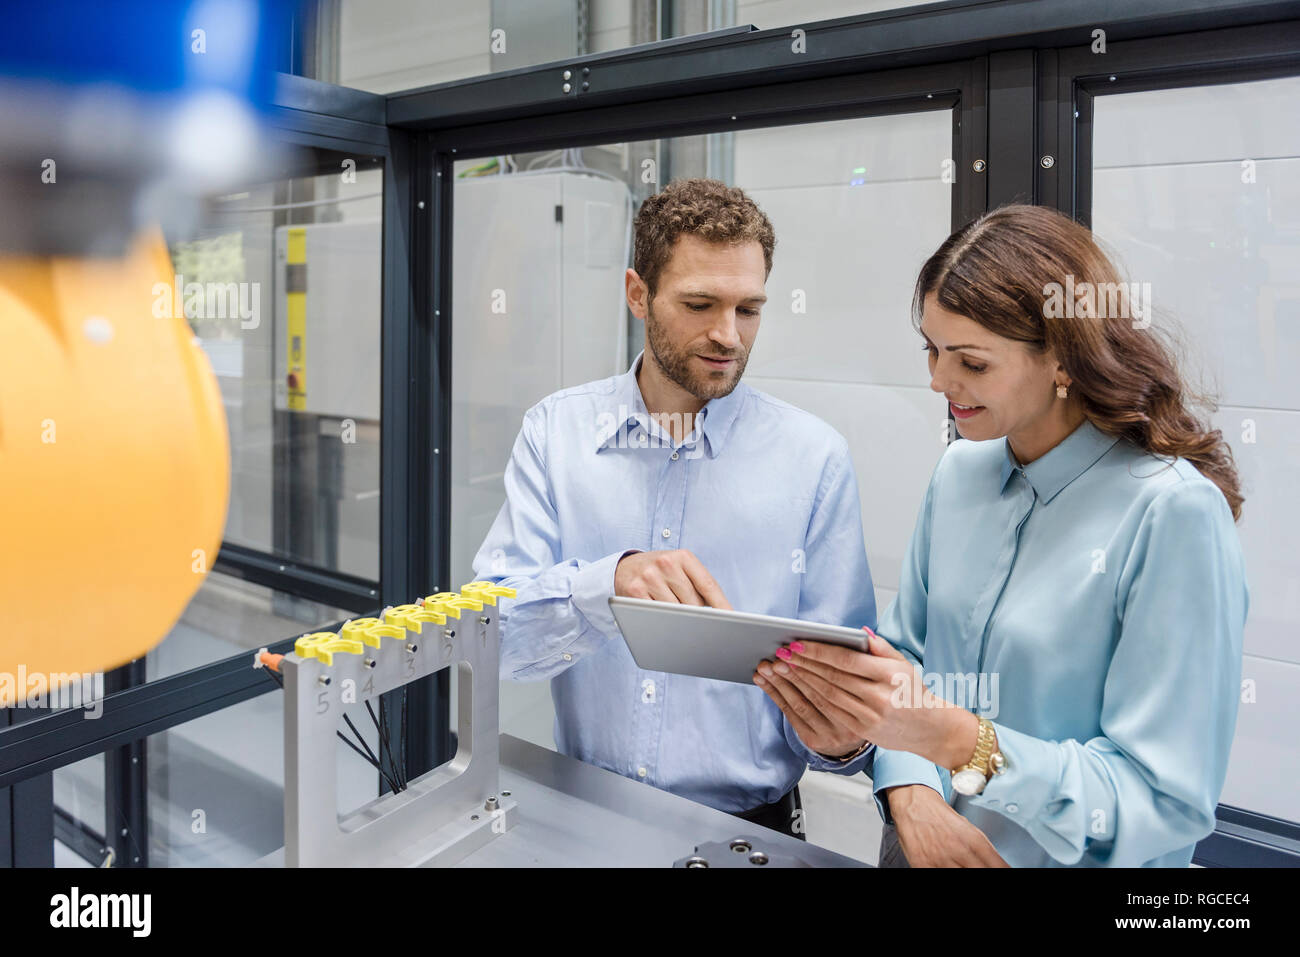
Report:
913,203,1243,521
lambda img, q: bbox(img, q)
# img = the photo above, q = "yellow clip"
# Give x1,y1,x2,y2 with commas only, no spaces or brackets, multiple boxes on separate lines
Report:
420,592,482,617
385,603,447,633
341,617,407,648
461,581,517,605
295,632,365,666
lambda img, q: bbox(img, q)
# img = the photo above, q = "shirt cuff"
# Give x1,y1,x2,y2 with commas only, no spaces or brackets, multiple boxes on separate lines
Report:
570,549,640,638
869,747,948,826
963,721,1062,824
805,741,877,775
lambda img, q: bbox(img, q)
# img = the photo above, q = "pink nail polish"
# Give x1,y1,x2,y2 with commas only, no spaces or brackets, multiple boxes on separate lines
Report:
775,647,792,661
789,641,806,654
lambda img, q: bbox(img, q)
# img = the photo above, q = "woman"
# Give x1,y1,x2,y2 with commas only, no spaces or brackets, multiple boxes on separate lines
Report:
753,204,1248,867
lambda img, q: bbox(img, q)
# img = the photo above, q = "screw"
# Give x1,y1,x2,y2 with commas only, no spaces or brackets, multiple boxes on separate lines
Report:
318,675,331,686
1040,155,1055,169
972,159,986,173
479,616,490,625
562,69,572,80
407,643,419,653
121,828,128,836
364,657,376,669
444,628,456,639
562,82,571,93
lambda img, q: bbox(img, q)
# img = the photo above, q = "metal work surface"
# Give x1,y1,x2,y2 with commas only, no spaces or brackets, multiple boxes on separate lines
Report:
456,735,868,868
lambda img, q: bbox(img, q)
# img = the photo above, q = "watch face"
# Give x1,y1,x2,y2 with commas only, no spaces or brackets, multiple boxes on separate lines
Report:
952,768,987,796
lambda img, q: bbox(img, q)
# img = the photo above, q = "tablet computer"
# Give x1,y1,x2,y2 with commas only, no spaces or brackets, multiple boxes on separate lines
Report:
608,595,871,685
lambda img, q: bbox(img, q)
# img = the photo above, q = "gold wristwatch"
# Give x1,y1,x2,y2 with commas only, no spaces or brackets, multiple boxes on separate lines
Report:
950,717,1006,796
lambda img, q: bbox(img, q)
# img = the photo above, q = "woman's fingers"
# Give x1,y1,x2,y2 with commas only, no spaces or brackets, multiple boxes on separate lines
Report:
781,652,877,705
791,639,898,682
779,658,874,732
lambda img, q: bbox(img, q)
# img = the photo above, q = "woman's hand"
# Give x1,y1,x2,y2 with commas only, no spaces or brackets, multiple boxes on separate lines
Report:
886,784,1009,867
752,630,979,769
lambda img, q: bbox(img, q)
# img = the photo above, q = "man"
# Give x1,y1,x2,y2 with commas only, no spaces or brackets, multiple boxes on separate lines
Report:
471,178,876,836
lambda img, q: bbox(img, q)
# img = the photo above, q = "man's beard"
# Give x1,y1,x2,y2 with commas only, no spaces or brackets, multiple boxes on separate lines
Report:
644,297,747,402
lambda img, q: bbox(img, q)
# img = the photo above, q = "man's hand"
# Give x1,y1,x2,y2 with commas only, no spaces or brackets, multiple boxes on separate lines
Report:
885,784,1009,867
615,549,732,608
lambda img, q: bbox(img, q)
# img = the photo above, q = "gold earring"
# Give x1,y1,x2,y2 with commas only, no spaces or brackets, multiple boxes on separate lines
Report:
1056,383,1069,399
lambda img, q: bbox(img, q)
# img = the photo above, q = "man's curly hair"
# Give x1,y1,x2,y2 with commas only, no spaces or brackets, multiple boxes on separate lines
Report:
633,178,775,298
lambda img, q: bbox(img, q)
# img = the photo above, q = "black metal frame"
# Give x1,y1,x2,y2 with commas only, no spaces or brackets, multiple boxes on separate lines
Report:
4,0,1299,868
1042,19,1300,222
215,543,380,614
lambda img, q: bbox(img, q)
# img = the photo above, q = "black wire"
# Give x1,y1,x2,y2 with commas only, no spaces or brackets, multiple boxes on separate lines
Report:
340,712,384,780
264,665,403,794
332,733,397,790
367,699,406,791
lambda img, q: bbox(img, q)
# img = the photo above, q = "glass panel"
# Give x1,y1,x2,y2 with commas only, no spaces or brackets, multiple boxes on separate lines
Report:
187,146,383,581
449,109,954,751
53,754,107,867
145,571,357,682
1092,74,1300,825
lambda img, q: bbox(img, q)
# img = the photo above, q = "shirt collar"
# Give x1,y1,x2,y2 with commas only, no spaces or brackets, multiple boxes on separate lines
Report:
594,351,746,459
998,418,1121,503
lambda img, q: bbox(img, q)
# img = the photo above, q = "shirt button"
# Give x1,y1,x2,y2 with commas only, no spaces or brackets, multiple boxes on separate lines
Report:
562,653,573,661
1005,803,1019,814
670,451,679,460
661,528,671,539
637,767,647,778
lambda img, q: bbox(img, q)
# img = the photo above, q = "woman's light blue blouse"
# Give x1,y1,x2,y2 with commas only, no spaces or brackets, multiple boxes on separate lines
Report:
868,418,1249,867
